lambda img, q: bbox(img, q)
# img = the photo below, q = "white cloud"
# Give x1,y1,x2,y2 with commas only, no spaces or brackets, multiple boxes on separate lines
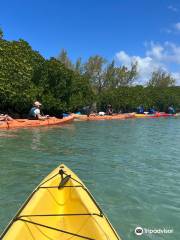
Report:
161,28,172,34
168,5,178,12
162,22,180,35
172,72,180,84
116,51,160,83
146,42,164,60
165,29,172,34
174,22,180,31
116,42,180,85
116,51,131,65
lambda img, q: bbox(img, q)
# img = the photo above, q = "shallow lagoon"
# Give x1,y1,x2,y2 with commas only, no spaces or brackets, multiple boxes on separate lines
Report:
0,118,179,239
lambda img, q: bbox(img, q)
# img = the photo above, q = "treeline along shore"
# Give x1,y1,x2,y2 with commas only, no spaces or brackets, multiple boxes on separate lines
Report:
0,29,180,117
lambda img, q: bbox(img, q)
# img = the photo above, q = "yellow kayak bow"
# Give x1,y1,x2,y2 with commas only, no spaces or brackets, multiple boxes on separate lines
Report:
1,164,121,240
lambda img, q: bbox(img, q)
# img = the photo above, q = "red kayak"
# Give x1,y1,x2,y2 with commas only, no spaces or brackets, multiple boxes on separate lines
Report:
149,112,175,118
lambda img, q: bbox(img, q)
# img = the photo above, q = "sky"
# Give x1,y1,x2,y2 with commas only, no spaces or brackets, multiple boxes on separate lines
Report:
1,0,180,84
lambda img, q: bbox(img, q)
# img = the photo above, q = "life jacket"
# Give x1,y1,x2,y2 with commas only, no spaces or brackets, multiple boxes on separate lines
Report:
28,107,38,119
148,108,156,114
137,107,144,114
168,107,175,114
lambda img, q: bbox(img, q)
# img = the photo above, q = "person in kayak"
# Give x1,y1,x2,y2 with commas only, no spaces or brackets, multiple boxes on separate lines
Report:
106,104,113,115
29,101,49,120
168,105,176,114
0,114,13,121
136,105,144,114
81,106,91,117
148,107,156,114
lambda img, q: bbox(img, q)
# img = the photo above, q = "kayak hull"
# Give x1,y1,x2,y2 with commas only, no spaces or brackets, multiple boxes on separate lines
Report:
1,164,121,240
73,113,135,121
0,115,74,129
135,113,175,118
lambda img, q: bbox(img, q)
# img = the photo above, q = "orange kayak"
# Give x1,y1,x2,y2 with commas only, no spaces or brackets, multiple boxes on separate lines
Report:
73,113,135,121
72,114,89,121
0,115,74,129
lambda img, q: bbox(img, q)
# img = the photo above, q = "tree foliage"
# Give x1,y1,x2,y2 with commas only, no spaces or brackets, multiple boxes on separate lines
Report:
0,39,44,113
84,55,107,93
98,86,180,112
0,39,93,116
147,69,176,87
104,62,138,88
0,34,179,116
57,49,73,69
0,27,3,39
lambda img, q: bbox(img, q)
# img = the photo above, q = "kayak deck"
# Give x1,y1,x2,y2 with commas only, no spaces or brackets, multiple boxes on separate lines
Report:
1,164,121,240
0,115,74,129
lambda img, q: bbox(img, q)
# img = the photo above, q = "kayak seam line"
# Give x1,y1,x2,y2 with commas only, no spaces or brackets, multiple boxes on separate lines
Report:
61,172,104,217
18,213,102,218
38,172,60,187
15,218,95,240
39,185,82,188
63,172,83,186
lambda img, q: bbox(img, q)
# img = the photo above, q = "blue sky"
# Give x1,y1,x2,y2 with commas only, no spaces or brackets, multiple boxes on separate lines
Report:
1,0,180,83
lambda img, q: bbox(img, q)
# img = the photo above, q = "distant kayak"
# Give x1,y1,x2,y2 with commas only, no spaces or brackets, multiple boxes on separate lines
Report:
73,113,135,121
1,164,121,240
135,112,175,118
0,115,74,129
72,114,89,121
135,113,155,118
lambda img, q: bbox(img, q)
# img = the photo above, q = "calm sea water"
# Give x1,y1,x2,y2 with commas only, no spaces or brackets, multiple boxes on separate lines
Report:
0,118,180,239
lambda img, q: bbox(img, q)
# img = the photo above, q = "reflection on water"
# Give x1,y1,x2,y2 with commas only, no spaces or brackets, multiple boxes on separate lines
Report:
31,128,41,151
0,131,18,138
0,119,180,240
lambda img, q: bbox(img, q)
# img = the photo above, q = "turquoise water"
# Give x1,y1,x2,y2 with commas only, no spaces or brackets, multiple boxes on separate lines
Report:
0,118,180,239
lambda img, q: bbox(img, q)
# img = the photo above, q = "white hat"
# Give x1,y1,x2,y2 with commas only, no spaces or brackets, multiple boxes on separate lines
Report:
34,101,42,106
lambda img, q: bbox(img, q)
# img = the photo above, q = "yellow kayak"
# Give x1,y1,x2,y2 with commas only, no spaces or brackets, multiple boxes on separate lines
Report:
134,114,149,118
1,164,121,240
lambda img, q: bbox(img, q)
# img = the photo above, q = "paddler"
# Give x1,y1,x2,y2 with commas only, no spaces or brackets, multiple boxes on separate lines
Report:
81,106,91,117
0,114,13,121
168,105,176,114
106,104,113,115
29,101,49,120
148,106,156,114
136,105,144,114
